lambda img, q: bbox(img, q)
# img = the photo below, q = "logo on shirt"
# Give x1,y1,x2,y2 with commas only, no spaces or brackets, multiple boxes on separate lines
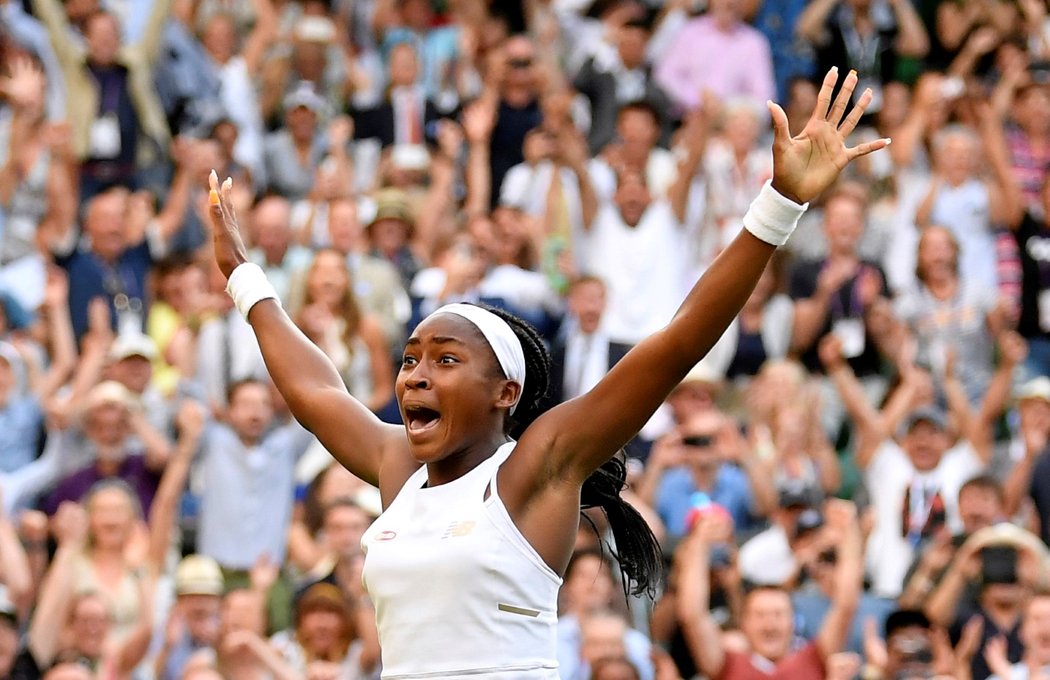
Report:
374,530,397,542
441,521,476,538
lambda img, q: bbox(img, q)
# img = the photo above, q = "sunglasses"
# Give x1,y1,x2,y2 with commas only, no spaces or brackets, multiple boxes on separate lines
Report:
681,435,714,448
507,57,534,70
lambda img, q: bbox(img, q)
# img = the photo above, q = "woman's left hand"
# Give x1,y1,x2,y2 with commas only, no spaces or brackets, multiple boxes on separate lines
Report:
769,68,889,204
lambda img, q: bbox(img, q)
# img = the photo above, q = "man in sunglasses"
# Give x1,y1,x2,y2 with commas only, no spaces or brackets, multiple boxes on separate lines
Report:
639,409,776,543
487,35,543,203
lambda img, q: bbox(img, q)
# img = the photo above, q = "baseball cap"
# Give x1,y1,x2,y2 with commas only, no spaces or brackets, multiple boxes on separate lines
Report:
1017,377,1050,404
390,144,431,172
109,333,157,362
293,16,336,43
83,380,134,412
283,83,327,116
670,361,723,397
901,406,948,434
174,555,225,597
367,190,414,229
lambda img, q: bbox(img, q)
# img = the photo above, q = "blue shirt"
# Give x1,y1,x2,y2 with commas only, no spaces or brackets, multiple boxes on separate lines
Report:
57,241,152,341
792,587,896,654
656,465,756,538
197,420,314,569
0,396,42,472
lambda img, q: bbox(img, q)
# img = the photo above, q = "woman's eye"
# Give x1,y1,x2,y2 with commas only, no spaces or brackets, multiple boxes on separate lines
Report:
439,355,458,364
401,355,417,367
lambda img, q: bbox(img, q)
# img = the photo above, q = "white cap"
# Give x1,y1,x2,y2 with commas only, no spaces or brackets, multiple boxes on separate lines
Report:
83,380,135,412
294,16,336,43
1017,377,1050,403
109,333,157,362
390,144,431,171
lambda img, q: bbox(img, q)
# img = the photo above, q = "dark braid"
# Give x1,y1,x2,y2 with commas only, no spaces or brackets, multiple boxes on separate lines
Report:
478,304,663,599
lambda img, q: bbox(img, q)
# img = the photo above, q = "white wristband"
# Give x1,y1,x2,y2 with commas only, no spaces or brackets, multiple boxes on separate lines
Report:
742,180,808,247
226,263,281,320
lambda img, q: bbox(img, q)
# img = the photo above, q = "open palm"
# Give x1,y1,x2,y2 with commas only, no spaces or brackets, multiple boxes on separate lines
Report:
769,68,888,205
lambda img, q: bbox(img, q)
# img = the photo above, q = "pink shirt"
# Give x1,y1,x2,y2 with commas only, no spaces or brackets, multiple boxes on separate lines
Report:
654,16,775,112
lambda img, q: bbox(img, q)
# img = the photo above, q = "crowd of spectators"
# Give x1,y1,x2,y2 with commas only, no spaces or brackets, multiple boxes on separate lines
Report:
6,0,1050,677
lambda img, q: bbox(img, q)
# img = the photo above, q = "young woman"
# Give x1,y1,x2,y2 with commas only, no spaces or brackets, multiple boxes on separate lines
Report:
207,68,886,678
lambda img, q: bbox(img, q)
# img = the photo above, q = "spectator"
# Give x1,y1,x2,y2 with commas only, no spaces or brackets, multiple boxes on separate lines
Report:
925,525,1050,679
0,57,76,311
485,35,544,200
351,43,449,149
247,195,314,306
573,16,671,155
32,0,173,196
315,197,411,348
152,555,224,680
675,500,863,679
796,0,929,113
789,187,891,435
43,381,171,515
653,0,775,113
986,592,1050,680
550,276,630,404
576,121,703,345
293,249,394,412
823,335,1002,598
269,583,379,679
641,409,776,540
196,379,314,571
895,225,1005,404
263,84,330,202
915,124,1007,292
49,174,190,343
557,549,655,680
1004,378,1050,544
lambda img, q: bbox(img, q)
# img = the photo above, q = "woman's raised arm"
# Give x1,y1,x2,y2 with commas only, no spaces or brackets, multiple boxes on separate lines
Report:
522,68,889,485
207,174,405,488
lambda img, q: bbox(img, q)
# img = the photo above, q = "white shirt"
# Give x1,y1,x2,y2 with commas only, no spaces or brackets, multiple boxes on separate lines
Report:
588,150,679,202
362,442,561,678
195,310,269,408
865,439,984,598
562,330,611,400
580,200,691,344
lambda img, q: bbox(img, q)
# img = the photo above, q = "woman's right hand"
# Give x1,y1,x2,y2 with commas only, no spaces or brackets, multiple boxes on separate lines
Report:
208,171,250,281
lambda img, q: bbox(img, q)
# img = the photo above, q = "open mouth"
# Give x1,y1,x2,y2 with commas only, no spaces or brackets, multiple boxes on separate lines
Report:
405,405,441,435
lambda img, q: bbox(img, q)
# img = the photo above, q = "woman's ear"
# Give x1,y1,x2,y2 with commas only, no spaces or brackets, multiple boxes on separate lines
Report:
495,380,523,411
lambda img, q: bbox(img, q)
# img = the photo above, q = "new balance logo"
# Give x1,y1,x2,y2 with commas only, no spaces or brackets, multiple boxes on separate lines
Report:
441,521,476,538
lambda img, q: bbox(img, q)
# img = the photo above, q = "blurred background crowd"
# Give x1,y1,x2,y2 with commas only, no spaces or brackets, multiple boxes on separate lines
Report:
6,0,1050,677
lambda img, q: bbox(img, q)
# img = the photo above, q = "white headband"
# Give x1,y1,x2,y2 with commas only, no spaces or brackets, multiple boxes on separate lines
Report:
429,303,526,414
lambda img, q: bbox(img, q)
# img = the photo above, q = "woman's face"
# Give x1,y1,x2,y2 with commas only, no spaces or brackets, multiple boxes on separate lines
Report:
306,251,351,309
396,314,513,463
298,609,346,656
88,487,135,549
563,555,614,615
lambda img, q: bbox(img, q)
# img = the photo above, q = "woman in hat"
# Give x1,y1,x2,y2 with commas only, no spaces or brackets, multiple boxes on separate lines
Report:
208,69,886,677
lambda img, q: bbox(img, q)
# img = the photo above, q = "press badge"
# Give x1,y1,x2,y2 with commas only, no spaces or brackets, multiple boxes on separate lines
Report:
832,318,866,358
89,114,121,158
1039,290,1050,332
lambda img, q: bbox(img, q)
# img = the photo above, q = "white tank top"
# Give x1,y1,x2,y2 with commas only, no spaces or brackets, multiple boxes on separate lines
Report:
361,442,562,679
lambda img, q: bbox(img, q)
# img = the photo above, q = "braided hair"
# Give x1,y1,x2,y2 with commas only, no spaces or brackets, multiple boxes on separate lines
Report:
480,304,663,599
